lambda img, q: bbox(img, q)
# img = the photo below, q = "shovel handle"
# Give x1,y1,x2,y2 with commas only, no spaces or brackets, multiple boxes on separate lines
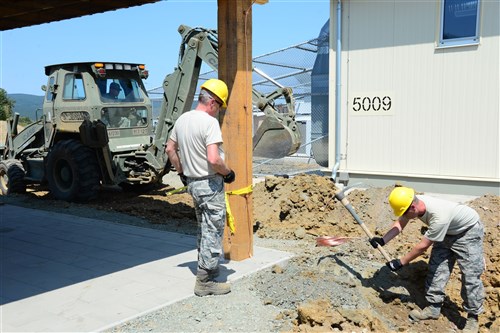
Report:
356,218,392,262
335,190,393,262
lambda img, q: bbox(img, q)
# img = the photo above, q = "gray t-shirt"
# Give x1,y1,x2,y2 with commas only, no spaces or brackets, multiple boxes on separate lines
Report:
170,110,224,178
418,195,480,242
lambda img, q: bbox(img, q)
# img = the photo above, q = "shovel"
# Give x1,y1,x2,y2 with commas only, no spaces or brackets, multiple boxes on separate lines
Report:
333,187,393,262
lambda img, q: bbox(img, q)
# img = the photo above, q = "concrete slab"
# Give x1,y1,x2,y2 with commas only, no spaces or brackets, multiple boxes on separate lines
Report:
0,204,293,332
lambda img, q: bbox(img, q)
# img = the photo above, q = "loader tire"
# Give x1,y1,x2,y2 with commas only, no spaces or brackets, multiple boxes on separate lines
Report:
0,159,26,195
46,140,100,202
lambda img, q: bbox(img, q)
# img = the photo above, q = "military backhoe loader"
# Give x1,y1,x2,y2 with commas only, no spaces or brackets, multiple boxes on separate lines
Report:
0,25,301,202
154,25,301,159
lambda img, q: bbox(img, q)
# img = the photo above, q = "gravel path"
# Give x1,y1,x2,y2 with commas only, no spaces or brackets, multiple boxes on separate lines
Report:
105,238,300,333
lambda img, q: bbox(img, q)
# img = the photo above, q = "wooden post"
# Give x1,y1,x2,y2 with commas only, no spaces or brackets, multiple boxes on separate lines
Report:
217,0,254,261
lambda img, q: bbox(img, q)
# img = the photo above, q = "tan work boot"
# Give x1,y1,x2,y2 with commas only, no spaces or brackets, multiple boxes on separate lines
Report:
409,305,441,321
194,268,231,297
462,315,479,333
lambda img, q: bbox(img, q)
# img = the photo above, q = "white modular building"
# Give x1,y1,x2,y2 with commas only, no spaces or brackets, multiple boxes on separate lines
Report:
318,0,499,195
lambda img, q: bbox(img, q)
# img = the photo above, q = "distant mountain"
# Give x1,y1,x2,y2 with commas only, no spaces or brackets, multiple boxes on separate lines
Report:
6,95,188,121
8,94,44,121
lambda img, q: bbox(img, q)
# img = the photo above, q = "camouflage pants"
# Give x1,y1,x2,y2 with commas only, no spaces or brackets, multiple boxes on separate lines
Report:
187,175,226,271
425,221,485,315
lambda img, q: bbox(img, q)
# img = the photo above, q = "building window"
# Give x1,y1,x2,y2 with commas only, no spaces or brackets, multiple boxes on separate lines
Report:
439,0,480,47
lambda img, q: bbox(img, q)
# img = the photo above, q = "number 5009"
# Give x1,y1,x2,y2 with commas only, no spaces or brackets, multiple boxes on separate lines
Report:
352,96,392,112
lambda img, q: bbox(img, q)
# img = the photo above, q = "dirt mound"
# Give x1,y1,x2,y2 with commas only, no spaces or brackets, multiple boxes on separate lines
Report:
253,174,395,240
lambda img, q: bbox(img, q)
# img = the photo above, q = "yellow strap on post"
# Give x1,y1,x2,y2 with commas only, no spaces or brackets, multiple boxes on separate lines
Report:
165,186,187,196
225,185,253,234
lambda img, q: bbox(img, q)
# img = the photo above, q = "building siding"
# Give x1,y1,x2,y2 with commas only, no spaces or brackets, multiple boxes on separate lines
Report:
331,0,499,186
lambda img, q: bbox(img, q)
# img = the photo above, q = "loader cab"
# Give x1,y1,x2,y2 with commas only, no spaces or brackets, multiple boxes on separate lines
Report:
43,62,152,134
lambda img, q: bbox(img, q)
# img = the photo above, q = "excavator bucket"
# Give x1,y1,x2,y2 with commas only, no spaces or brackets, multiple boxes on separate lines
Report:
253,117,298,158
252,87,301,159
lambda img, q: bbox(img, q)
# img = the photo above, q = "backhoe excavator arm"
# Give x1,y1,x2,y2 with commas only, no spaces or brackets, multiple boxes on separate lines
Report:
154,24,301,160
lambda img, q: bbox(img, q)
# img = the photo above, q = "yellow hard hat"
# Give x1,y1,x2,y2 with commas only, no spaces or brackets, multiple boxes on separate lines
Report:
388,186,415,217
200,79,228,108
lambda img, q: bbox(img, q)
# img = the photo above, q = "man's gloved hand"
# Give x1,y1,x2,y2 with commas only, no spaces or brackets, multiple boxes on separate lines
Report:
178,173,188,186
223,170,236,183
386,259,403,271
369,237,385,248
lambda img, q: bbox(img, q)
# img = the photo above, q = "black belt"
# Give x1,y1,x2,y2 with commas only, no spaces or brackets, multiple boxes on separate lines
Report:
187,174,219,181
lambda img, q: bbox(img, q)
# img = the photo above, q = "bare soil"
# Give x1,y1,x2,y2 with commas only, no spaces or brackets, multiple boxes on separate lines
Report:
0,121,24,141
3,174,499,332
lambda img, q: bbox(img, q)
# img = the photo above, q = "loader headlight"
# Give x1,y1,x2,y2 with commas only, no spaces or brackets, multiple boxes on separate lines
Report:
93,63,106,77
137,65,149,79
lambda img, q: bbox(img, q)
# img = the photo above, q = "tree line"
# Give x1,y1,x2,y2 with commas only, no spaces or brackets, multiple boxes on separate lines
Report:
0,88,32,126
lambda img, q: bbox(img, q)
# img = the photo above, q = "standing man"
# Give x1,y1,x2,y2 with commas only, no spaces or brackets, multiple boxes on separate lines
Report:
166,79,235,297
370,186,484,333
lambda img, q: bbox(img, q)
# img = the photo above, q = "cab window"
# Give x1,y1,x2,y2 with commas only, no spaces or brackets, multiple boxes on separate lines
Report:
63,74,86,100
45,77,55,102
98,78,144,103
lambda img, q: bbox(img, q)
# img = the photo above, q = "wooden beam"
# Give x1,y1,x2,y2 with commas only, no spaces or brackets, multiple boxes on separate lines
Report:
218,0,254,261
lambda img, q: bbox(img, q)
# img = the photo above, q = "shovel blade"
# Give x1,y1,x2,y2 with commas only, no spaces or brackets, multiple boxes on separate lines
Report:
316,236,357,247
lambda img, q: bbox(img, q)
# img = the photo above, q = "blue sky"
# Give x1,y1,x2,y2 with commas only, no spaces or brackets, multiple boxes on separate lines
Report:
0,0,329,95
